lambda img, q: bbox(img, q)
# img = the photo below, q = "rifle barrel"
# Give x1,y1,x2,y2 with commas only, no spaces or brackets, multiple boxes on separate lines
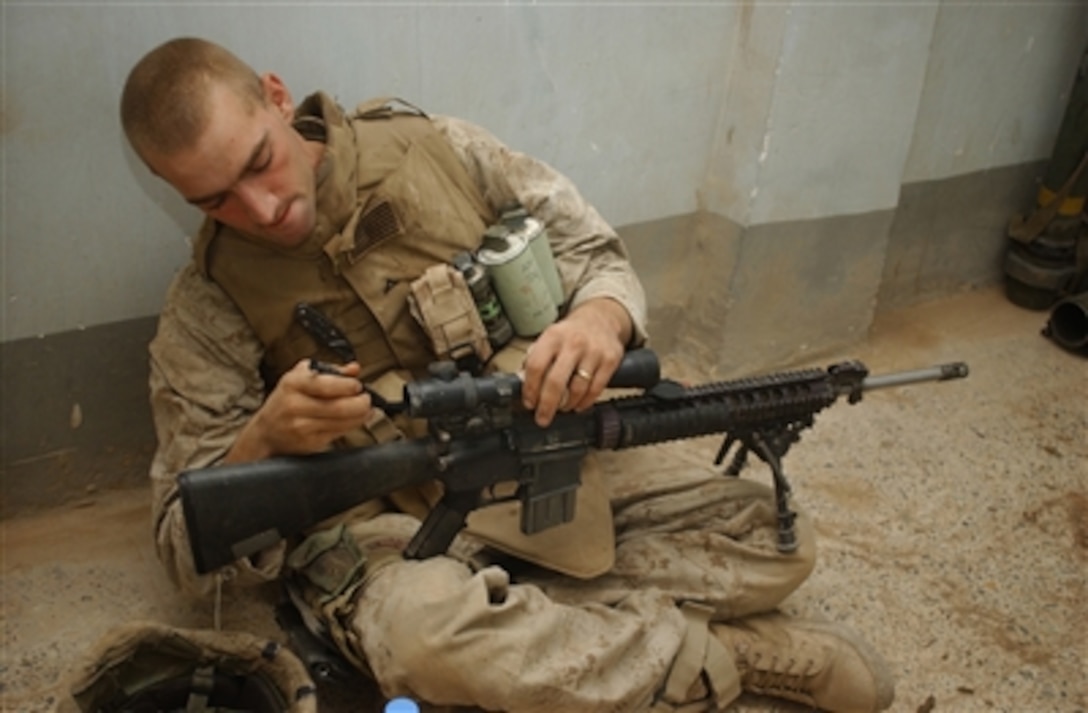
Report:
862,362,969,391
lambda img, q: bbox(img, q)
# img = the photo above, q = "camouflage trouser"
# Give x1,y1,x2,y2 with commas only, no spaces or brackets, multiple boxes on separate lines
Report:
289,457,815,713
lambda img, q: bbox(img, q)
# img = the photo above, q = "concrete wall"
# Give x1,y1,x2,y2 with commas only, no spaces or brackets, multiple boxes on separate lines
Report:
880,5,1085,312
2,3,735,342
666,2,1087,376
2,3,1086,513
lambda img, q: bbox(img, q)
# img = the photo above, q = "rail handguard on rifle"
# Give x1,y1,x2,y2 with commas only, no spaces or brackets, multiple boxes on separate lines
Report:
178,350,969,574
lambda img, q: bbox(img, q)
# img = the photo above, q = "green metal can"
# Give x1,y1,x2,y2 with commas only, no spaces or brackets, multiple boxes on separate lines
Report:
500,206,564,308
477,227,558,337
522,216,565,307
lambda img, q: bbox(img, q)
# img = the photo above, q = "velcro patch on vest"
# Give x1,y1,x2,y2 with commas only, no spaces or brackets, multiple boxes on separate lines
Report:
352,201,402,263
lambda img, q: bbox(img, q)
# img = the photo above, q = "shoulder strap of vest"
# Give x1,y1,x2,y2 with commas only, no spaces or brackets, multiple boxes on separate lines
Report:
353,97,429,121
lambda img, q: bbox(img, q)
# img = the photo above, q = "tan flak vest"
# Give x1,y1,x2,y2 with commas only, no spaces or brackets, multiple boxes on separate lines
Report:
194,95,614,578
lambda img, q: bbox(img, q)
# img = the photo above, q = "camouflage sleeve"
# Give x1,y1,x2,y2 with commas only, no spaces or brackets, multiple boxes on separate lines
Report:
148,263,285,597
432,115,648,345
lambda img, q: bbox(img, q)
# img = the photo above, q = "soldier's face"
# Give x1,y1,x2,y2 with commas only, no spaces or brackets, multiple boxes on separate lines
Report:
146,75,323,247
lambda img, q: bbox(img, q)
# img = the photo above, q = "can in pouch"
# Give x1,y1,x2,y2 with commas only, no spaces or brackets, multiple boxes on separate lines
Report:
476,226,558,337
452,252,514,350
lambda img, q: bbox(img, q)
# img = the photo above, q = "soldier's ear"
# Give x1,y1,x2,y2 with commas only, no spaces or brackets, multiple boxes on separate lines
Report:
260,72,294,119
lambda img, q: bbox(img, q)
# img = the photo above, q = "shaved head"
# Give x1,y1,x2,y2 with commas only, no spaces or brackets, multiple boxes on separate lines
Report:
121,37,265,160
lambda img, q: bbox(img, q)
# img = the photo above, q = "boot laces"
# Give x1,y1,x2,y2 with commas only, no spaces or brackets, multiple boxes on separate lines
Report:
737,645,822,697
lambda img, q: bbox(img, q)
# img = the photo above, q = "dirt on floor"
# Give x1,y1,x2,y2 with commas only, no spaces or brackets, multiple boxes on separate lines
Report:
2,285,1086,713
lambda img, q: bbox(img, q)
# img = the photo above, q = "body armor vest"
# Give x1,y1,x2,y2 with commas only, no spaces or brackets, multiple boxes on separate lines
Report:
194,95,493,385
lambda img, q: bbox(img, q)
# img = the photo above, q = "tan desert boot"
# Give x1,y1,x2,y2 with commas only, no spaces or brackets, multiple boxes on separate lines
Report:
714,612,895,713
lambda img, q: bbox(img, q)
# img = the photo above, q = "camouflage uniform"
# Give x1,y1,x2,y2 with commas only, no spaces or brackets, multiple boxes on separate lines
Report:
147,95,816,712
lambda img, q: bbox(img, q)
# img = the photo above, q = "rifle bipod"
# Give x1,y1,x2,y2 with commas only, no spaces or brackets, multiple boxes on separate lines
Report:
714,421,811,553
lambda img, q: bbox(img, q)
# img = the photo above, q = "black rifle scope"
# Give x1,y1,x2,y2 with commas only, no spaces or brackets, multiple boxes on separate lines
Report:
404,348,661,419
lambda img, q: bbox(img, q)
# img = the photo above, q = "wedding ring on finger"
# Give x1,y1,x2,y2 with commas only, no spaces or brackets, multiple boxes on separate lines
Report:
573,367,593,382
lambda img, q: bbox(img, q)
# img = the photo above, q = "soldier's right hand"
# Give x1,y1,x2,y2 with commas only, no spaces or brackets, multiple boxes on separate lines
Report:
223,359,374,462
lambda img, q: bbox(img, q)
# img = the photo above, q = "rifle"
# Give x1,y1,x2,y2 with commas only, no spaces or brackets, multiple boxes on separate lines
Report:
178,350,968,574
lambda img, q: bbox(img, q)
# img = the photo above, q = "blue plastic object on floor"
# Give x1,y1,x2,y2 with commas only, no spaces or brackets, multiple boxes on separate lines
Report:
384,697,421,713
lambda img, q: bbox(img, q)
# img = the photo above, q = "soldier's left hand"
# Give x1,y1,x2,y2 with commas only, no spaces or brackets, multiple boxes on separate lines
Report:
521,297,632,427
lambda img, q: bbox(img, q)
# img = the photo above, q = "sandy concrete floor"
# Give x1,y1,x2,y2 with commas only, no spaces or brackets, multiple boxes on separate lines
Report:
2,285,1085,713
